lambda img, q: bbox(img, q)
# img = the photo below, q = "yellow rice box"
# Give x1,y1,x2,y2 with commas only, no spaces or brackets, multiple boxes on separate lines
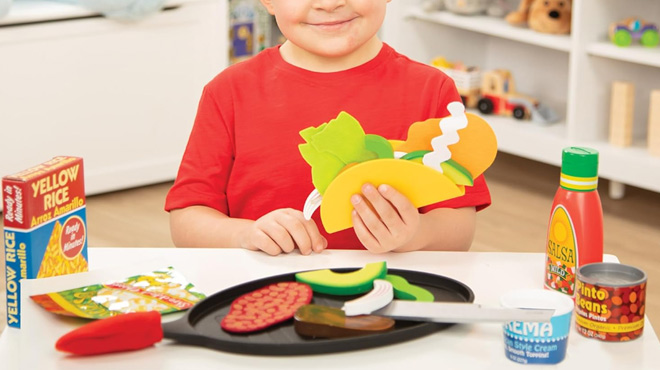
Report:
3,156,89,328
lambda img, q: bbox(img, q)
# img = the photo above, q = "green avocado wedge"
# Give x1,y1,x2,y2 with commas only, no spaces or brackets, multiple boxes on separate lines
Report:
364,134,394,159
295,261,387,295
440,159,474,186
400,150,431,161
384,274,435,302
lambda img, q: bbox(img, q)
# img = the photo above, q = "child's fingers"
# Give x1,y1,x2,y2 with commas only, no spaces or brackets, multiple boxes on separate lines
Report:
351,192,389,235
252,229,284,256
284,209,326,254
351,209,385,253
363,184,403,231
296,214,327,254
260,220,296,254
377,184,418,225
353,184,421,253
279,213,314,255
358,183,404,233
351,192,394,253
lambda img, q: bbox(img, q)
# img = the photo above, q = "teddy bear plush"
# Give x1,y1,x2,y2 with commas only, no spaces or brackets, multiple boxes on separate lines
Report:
506,0,572,35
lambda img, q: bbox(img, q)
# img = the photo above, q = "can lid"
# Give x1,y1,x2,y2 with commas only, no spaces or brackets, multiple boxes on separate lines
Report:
561,147,599,178
577,262,647,287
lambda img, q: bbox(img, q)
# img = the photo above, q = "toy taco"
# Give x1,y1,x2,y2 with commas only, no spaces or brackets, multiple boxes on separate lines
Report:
299,102,497,233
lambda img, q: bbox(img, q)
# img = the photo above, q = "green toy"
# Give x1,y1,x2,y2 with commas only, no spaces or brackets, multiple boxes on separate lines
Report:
384,274,435,302
295,261,387,295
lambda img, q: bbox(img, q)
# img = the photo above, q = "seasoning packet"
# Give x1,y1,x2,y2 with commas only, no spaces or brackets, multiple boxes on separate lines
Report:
30,267,205,319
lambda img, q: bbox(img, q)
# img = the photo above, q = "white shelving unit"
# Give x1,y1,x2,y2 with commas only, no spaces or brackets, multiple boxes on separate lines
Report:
382,0,660,196
406,7,572,52
0,0,228,197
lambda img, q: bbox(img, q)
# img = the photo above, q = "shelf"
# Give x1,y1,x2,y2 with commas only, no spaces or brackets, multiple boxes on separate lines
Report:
0,0,198,27
587,41,660,68
0,0,227,198
406,7,572,53
579,140,660,192
0,1,94,26
389,2,660,195
472,111,568,166
482,114,660,193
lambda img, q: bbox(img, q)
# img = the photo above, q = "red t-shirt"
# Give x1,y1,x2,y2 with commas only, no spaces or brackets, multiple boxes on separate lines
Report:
165,43,491,249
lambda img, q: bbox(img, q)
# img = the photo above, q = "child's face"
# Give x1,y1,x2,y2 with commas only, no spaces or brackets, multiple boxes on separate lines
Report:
260,0,390,59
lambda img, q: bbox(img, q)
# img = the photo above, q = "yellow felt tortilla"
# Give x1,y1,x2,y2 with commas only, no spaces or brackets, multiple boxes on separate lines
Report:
392,113,497,179
320,159,465,233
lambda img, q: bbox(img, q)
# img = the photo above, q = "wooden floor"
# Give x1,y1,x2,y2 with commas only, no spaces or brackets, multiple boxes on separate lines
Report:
1,153,659,337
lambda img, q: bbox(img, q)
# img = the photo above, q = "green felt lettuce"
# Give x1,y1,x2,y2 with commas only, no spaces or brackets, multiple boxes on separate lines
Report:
299,112,378,195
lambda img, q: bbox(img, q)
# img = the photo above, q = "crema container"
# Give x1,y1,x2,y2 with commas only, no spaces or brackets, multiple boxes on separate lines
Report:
575,263,647,341
501,289,574,365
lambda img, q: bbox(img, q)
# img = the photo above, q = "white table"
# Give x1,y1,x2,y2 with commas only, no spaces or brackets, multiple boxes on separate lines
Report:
1,248,658,369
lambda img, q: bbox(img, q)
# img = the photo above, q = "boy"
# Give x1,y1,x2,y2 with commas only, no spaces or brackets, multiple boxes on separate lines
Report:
165,0,490,255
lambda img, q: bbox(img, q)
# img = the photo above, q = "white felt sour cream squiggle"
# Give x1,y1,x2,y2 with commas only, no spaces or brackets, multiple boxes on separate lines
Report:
422,102,469,172
342,279,394,316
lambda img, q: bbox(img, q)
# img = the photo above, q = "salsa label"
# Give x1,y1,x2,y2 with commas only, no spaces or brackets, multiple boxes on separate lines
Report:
545,205,577,296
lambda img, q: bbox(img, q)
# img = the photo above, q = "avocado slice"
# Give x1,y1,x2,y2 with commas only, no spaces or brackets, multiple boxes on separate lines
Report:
295,261,387,295
384,274,435,302
400,150,431,161
440,159,474,186
364,134,394,159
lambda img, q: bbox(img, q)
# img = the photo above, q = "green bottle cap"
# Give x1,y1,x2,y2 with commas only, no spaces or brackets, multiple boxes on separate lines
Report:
560,147,599,191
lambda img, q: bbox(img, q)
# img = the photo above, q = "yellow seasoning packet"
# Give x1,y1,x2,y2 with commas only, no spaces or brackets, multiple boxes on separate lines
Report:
30,267,205,319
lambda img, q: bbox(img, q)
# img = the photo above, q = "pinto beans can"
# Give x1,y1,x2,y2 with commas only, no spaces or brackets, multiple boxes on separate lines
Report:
575,263,647,341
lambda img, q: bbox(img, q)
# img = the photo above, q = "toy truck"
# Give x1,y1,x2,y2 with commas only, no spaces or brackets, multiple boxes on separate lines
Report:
476,69,559,124
609,17,659,48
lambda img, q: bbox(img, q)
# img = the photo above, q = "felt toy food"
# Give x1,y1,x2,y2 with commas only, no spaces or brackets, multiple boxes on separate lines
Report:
294,304,395,339
56,281,313,355
342,279,394,316
384,275,435,302
31,267,205,319
299,102,497,233
221,282,313,333
295,261,387,295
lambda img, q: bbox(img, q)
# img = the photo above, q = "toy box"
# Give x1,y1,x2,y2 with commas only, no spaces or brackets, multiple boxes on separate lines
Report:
438,66,482,109
3,156,89,328
431,57,482,109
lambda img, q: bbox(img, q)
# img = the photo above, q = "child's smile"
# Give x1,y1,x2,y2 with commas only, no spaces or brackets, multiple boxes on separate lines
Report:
260,0,390,71
306,16,359,32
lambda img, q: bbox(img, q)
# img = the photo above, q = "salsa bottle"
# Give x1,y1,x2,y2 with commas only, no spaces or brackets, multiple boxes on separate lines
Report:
544,147,603,298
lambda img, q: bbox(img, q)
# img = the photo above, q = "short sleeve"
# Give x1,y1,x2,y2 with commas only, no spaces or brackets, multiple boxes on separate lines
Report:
164,84,235,214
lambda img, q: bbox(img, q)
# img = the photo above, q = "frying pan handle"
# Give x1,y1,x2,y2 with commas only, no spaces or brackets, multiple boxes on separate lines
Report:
162,314,198,339
56,311,164,356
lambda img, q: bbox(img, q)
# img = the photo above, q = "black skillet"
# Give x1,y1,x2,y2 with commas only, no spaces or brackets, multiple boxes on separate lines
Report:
160,267,474,356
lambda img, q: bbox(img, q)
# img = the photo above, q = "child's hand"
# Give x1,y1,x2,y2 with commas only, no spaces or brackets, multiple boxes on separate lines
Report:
351,184,421,253
237,208,327,256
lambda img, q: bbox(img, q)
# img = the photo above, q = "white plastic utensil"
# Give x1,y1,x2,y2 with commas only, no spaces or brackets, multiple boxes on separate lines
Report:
341,280,554,323
371,301,555,324
303,189,323,220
